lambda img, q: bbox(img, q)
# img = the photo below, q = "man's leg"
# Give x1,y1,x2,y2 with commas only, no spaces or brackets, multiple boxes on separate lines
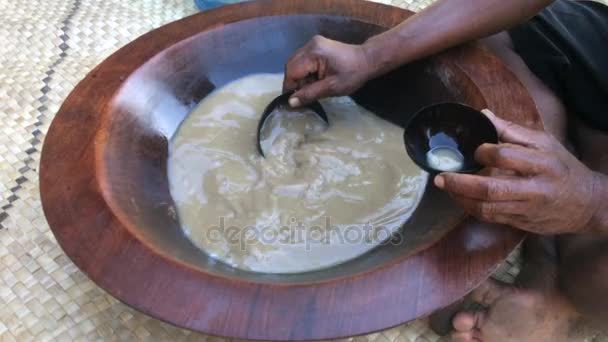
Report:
428,31,570,337
557,121,608,328
442,32,608,342
478,33,568,143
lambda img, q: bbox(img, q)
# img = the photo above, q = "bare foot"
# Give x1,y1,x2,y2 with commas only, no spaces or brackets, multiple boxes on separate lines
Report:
450,279,578,342
438,236,584,341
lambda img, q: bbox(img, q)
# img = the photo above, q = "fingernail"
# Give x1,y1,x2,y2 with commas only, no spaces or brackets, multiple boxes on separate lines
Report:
434,175,445,189
289,97,301,108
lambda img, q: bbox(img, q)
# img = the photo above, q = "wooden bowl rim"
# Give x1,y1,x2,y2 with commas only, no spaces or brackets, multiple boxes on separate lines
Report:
40,0,540,339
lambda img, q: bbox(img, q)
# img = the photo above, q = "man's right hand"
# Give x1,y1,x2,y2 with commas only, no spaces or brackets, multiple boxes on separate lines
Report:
283,35,373,107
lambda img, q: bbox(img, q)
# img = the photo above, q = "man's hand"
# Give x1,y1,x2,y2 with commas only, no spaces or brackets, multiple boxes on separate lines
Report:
283,35,372,107
434,110,602,235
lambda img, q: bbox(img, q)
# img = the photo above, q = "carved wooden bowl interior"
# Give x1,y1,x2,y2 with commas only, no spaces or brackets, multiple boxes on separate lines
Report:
40,0,541,340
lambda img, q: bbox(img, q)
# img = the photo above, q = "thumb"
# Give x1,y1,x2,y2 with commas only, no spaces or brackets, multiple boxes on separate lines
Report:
481,109,544,147
289,77,335,107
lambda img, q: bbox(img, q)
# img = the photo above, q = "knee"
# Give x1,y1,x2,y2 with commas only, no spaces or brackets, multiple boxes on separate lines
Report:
479,32,568,142
558,240,608,324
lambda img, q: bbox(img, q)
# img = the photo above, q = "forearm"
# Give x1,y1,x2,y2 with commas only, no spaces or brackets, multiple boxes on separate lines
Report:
362,0,554,77
588,172,608,235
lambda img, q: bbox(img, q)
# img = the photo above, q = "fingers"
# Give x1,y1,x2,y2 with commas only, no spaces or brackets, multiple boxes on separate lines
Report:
452,197,525,224
284,47,332,106
475,143,556,175
290,77,336,106
438,183,542,231
434,173,534,201
283,35,332,96
481,109,548,148
434,173,545,228
283,51,319,93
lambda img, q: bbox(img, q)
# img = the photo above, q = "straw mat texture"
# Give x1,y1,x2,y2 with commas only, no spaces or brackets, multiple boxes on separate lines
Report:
0,0,604,341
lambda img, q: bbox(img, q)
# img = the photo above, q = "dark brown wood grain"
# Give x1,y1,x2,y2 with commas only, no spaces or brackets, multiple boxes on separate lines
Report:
40,0,541,340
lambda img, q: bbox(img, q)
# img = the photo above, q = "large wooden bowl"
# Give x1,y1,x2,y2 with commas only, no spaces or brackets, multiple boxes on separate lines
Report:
40,0,541,340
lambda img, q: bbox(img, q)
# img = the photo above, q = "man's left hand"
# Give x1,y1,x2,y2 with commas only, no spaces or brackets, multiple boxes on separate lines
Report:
434,110,601,235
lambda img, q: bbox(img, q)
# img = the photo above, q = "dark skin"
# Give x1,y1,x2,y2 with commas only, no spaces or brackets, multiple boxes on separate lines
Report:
283,0,608,236
435,109,607,236
284,0,554,106
284,0,608,340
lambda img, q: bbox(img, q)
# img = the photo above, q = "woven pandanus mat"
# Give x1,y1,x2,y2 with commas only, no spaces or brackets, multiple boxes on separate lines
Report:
1,0,601,341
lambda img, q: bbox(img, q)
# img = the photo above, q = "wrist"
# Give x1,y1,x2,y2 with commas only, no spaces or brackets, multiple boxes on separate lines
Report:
586,172,608,235
361,33,403,79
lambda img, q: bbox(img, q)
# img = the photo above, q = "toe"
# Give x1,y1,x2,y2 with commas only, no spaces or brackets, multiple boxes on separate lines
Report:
451,331,477,342
471,279,513,306
453,310,485,332
453,311,476,332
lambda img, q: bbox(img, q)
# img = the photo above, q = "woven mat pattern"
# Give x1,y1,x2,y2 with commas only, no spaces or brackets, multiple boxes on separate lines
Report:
0,0,531,340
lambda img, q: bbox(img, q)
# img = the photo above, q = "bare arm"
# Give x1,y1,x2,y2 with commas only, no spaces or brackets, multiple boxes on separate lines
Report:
588,174,608,235
284,0,554,105
363,0,555,77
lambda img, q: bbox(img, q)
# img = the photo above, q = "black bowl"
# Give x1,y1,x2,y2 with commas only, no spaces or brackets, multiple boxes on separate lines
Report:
256,90,328,157
403,103,499,174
